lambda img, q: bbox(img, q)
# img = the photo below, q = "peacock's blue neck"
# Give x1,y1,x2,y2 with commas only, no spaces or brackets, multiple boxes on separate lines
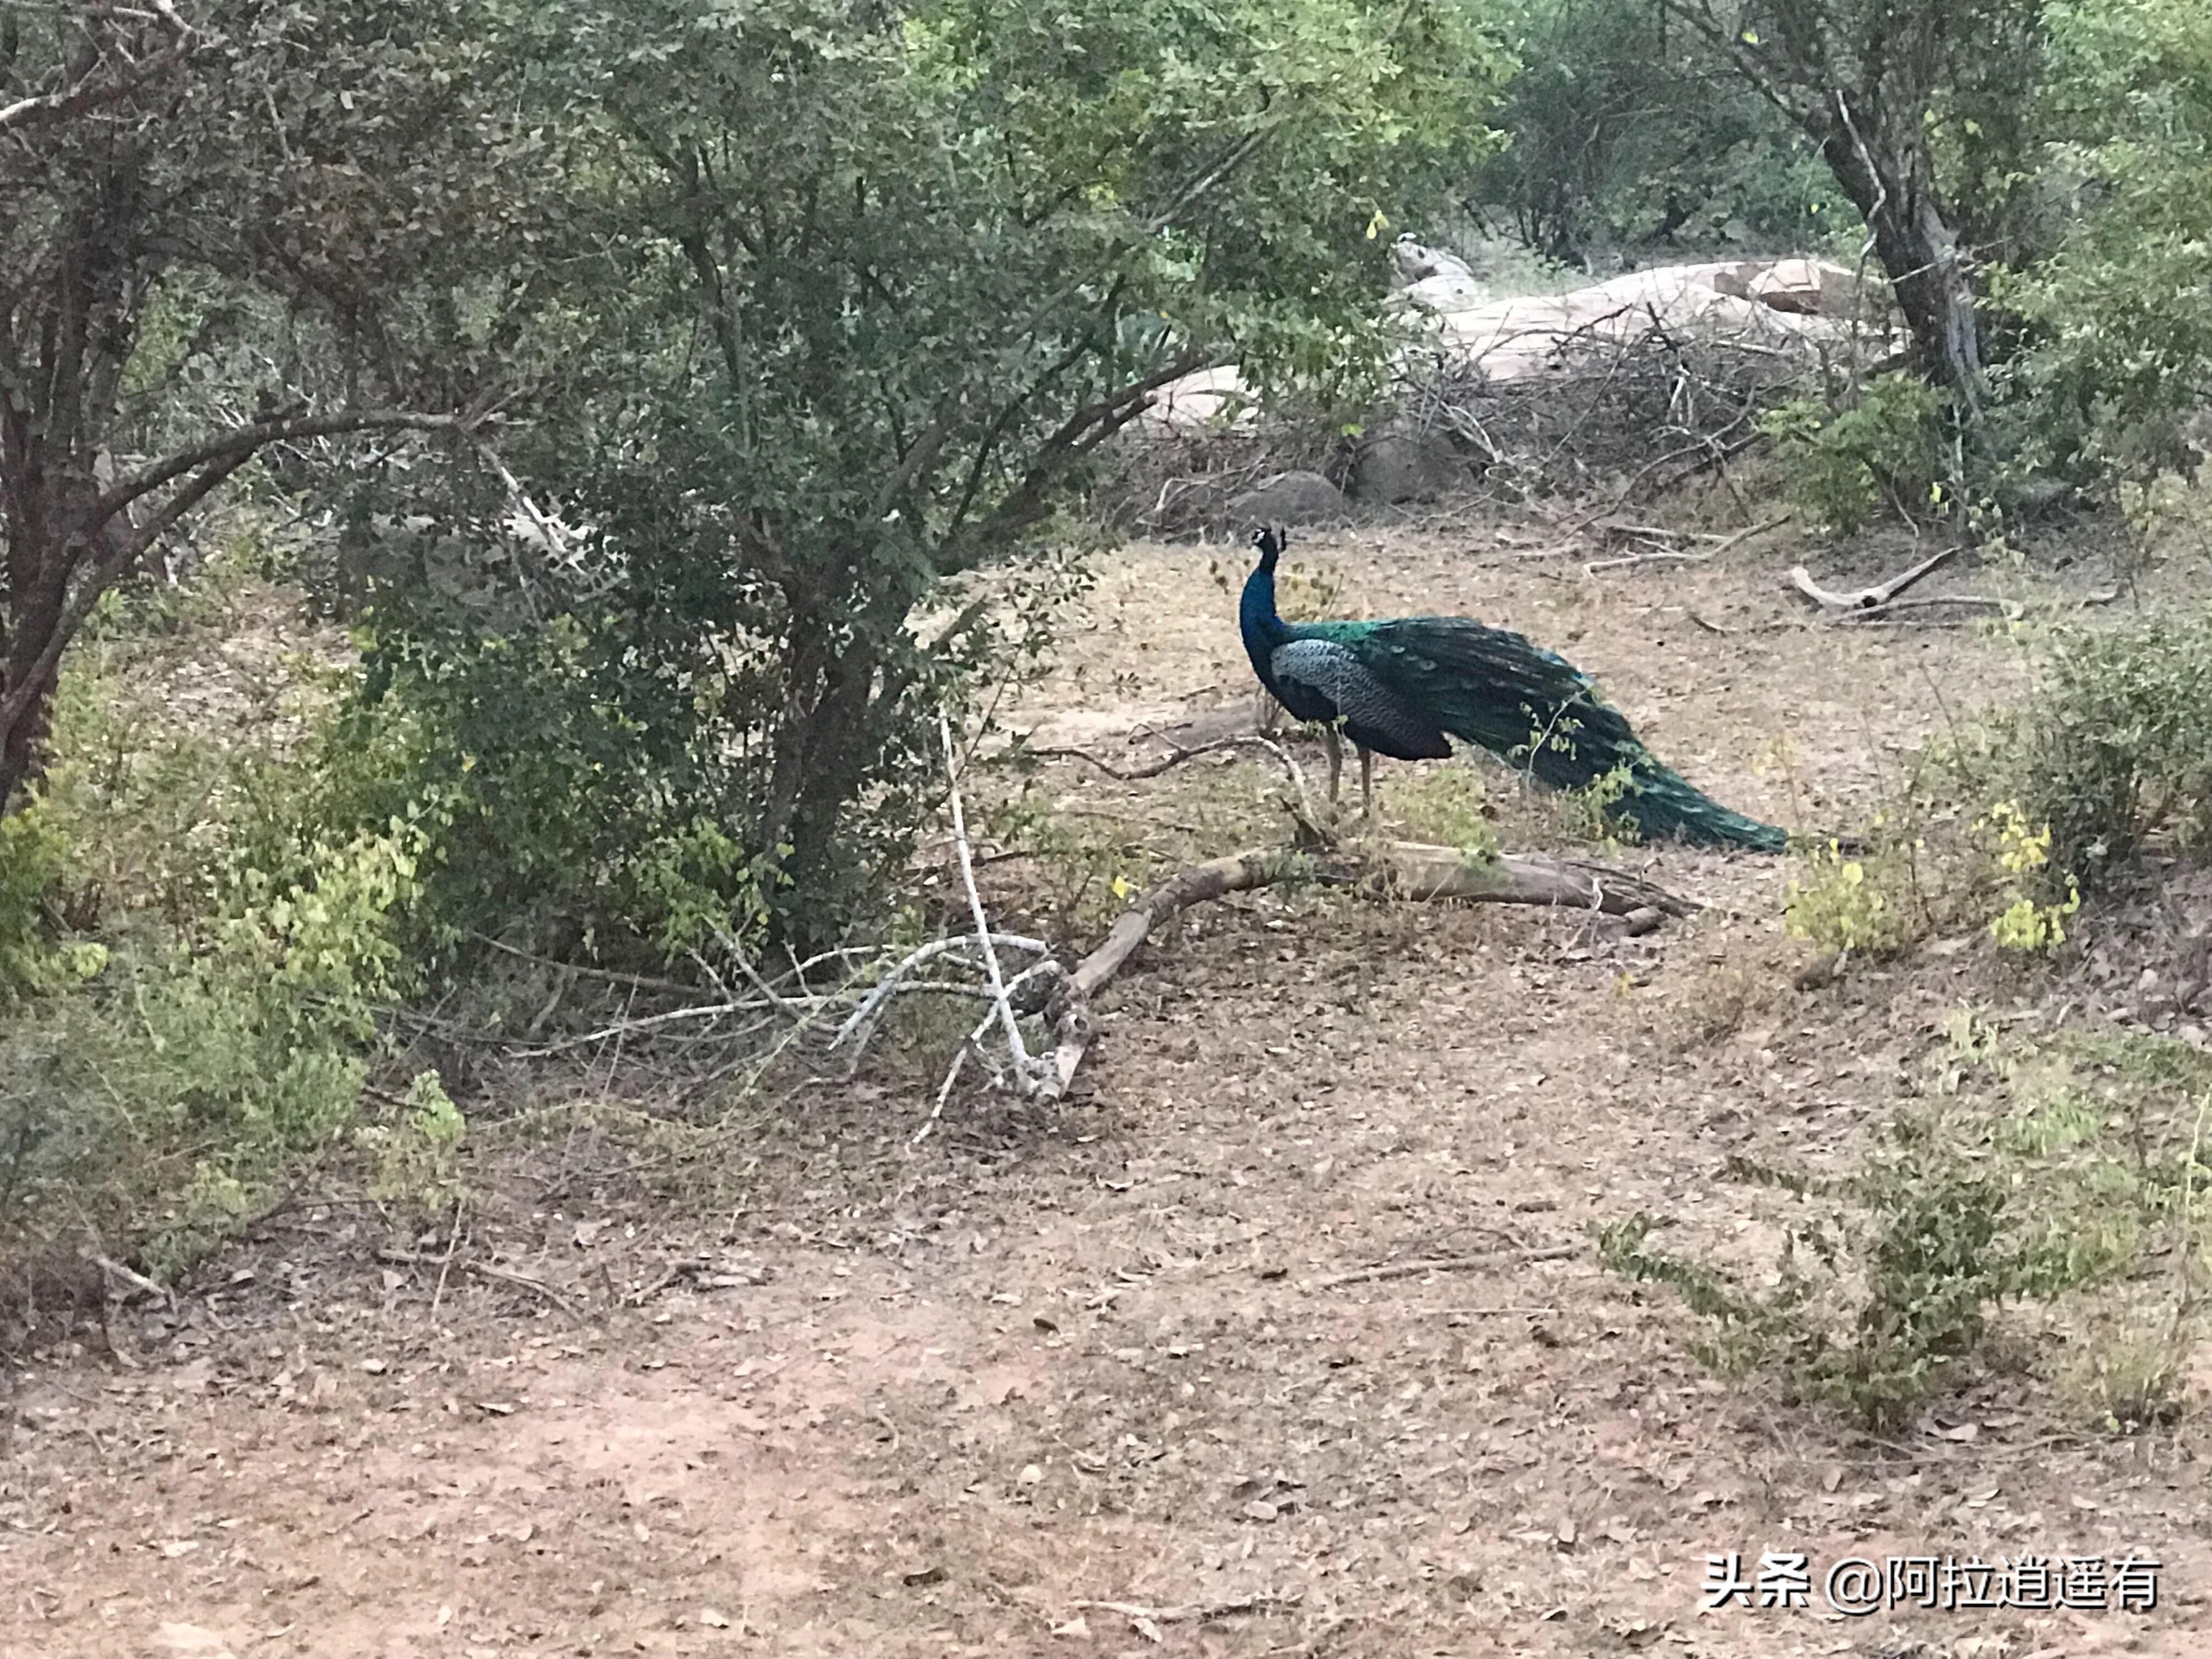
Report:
1239,559,1288,691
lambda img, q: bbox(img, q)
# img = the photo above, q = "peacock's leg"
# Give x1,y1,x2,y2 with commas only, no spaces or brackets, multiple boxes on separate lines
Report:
1359,747,1376,817
1323,726,1343,804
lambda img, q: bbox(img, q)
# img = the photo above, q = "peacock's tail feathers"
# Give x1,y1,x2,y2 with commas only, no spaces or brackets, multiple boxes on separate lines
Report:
1300,614,1788,853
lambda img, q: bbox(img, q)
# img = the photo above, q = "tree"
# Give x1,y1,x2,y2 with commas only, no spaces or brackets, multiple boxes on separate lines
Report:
1474,0,1854,268
1660,0,2047,431
0,0,535,814
330,0,1518,947
2003,0,2212,480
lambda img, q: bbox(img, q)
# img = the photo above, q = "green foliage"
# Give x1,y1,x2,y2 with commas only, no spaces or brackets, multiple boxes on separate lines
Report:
1565,761,1639,849
2000,0,2212,485
1614,1012,2212,1433
296,637,794,967
0,578,422,1263
1784,838,1922,957
1600,1112,2056,1431
361,1070,469,1222
1473,0,1863,265
315,0,1515,951
0,799,106,1002
1395,766,1502,863
1988,616,2212,890
1977,800,2081,952
984,773,1154,948
1756,374,1951,536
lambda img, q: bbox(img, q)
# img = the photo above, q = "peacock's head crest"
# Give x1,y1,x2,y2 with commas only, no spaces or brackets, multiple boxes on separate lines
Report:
1249,524,1286,571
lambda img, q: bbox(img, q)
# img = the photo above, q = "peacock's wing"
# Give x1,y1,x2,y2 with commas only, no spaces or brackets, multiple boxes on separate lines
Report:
1312,616,1787,852
1315,617,1632,775
1269,638,1451,760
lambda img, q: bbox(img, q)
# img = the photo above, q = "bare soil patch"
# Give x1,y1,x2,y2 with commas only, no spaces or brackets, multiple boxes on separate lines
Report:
7,512,2209,1659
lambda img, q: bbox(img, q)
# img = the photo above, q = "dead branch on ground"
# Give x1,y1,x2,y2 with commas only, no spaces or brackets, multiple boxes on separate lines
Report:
1787,544,1958,611
1030,837,1695,1104
1318,1245,1583,1288
464,718,1698,1137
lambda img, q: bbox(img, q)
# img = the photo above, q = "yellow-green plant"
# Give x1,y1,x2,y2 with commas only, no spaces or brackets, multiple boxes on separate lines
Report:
1395,765,1500,864
1979,799,2081,952
362,1070,468,1219
1784,839,1918,956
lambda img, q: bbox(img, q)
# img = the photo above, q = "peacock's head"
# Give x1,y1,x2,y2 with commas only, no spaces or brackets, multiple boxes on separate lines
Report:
1248,524,1286,571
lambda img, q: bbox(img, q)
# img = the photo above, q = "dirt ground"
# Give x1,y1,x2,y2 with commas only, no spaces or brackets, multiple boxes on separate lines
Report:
7,512,2212,1659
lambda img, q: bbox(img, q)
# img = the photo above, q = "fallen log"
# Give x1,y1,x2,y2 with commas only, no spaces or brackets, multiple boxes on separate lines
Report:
1035,841,1695,1099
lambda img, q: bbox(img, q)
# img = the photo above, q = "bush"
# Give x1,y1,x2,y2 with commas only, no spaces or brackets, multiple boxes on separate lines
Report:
361,1070,468,1225
0,799,106,1002
1396,766,1502,862
0,575,425,1268
1994,615,2212,890
1757,373,1951,536
1999,0,2212,488
1599,1112,2056,1431
1607,1018,2212,1433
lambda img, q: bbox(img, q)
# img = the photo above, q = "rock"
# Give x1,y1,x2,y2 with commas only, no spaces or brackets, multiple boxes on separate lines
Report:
1135,364,1255,434
1749,257,1859,318
1392,234,1473,285
1400,271,1488,314
1706,261,1766,302
1230,469,1347,525
1349,424,1462,504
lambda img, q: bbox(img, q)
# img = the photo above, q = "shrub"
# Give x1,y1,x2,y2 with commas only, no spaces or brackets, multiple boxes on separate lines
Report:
1608,1019,2212,1433
1757,373,1950,536
361,1070,468,1223
1599,1112,2054,1430
0,799,106,1002
1994,615,2212,890
0,587,428,1267
1977,799,2082,951
1395,766,1502,863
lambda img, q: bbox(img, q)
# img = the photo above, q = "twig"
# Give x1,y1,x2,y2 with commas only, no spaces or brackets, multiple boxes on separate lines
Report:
1073,1593,1296,1625
1319,1245,1580,1289
939,713,1035,1084
509,998,787,1056
83,1252,174,1311
828,933,1050,1057
468,1261,581,1322
1583,512,1790,575
466,931,701,998
429,1207,465,1322
1033,840,1693,1102
1030,735,1250,780
1419,1305,1559,1317
913,1042,973,1148
1824,588,2119,624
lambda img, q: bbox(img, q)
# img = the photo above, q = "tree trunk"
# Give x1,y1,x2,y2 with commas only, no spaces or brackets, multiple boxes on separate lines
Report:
1807,90,1986,427
758,575,924,950
0,410,82,817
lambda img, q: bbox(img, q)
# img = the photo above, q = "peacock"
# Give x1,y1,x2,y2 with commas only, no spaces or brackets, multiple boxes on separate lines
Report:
1237,527,1788,852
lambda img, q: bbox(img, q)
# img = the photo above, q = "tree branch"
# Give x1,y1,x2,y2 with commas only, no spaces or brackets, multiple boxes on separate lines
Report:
0,8,196,135
79,406,479,538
